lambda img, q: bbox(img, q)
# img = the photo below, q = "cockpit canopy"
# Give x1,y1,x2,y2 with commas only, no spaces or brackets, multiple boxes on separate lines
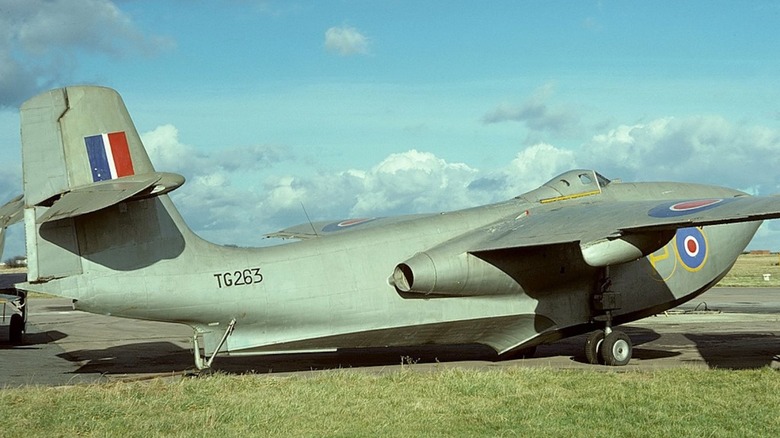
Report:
521,169,611,204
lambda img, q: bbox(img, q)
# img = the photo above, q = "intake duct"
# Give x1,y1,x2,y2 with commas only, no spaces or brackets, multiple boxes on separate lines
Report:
392,250,523,297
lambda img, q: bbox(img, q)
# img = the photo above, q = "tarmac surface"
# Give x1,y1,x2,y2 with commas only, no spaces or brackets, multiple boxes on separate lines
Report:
1,287,779,387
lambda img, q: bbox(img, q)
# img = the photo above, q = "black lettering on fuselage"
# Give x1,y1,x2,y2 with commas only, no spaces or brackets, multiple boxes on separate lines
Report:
214,267,263,289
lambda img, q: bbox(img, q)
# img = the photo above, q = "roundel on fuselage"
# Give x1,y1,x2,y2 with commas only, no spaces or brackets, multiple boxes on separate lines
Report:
675,227,708,272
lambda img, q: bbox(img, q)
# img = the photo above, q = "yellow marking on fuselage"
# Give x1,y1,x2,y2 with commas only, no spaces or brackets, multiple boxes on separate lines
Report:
649,245,670,267
648,243,677,282
539,189,601,204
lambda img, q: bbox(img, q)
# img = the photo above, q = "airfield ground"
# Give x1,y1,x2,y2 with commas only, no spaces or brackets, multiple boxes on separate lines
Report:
1,255,780,385
1,257,778,436
0,288,778,386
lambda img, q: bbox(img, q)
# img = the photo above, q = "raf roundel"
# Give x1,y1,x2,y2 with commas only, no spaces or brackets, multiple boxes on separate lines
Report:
670,199,722,212
648,198,731,218
322,218,376,233
675,227,708,271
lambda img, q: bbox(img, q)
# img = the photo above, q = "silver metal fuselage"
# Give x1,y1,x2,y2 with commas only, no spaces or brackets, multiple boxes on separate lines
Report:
57,179,757,356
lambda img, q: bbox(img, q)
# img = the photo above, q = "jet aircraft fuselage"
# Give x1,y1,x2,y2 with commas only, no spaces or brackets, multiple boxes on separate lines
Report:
14,86,779,368
46,170,754,360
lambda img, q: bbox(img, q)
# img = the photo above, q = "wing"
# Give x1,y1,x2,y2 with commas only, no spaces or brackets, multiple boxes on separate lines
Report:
392,195,780,297
266,214,434,240
468,196,780,266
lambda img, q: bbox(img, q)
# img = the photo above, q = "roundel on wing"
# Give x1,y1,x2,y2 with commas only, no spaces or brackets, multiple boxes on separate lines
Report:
648,198,730,218
669,199,722,211
675,227,708,271
322,218,376,232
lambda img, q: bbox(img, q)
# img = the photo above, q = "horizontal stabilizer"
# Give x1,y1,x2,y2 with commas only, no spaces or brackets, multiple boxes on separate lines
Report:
36,172,184,224
0,195,24,227
1,195,23,258
0,293,22,305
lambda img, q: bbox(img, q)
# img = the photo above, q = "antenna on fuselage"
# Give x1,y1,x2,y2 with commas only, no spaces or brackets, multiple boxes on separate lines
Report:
300,202,319,237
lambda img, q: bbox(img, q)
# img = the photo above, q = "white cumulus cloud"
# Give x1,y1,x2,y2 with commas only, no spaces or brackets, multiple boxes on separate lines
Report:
134,118,780,251
0,0,174,108
350,150,478,215
579,116,780,193
324,25,370,56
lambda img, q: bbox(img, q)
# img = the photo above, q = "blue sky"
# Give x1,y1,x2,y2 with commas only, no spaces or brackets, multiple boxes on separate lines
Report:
2,0,780,256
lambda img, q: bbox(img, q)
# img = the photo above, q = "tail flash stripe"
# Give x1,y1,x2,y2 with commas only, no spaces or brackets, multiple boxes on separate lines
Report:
85,134,112,182
107,131,135,177
102,133,118,179
84,132,135,182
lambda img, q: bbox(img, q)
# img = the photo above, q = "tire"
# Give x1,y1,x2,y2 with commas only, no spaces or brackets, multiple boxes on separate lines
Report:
9,313,23,344
602,330,632,366
585,331,605,365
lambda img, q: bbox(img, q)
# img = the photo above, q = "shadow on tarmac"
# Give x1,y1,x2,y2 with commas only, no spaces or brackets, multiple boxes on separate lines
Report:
0,327,66,349
685,332,780,369
9,321,777,378
59,325,773,376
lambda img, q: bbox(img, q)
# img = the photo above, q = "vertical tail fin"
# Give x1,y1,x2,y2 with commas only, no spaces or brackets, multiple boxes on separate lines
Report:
21,86,187,284
21,87,157,206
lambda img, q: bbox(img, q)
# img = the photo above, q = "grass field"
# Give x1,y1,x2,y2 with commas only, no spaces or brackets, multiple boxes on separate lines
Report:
1,368,779,437
717,253,780,287
2,260,780,436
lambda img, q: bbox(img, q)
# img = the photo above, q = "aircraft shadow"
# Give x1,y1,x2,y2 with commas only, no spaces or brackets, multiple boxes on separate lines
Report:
56,326,704,376
537,326,680,364
685,332,780,369
61,342,503,375
0,328,67,349
56,325,780,375
59,342,194,375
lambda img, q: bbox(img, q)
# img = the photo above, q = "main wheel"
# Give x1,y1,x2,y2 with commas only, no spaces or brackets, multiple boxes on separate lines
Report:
9,313,24,344
585,331,605,365
601,330,632,366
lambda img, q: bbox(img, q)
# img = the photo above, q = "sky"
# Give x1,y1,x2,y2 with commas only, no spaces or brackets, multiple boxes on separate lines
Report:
1,0,780,256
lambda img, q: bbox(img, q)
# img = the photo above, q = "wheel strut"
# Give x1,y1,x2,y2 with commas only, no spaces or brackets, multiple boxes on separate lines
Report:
586,270,633,366
193,318,236,371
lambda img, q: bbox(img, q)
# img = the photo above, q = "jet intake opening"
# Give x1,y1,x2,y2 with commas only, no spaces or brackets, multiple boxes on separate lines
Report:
392,251,523,297
393,263,414,292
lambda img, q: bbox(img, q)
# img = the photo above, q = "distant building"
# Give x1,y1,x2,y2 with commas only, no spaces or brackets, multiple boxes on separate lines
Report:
749,250,771,255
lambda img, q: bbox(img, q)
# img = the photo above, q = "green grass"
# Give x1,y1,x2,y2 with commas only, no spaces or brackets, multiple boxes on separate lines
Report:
717,254,780,287
2,367,778,437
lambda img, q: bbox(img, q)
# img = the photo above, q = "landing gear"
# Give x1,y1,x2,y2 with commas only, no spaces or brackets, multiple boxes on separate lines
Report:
584,327,633,366
602,330,632,366
192,318,236,372
584,331,604,365
9,313,24,344
586,272,633,366
4,290,26,344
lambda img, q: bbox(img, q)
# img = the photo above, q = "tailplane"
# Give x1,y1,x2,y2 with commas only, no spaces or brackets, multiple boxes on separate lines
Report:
0,195,23,259
21,86,187,285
